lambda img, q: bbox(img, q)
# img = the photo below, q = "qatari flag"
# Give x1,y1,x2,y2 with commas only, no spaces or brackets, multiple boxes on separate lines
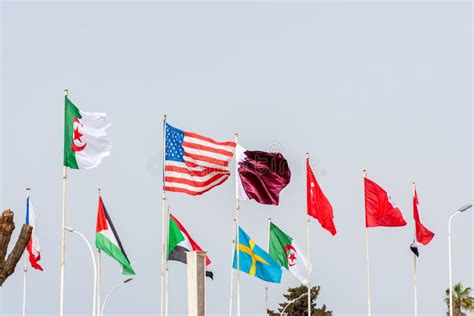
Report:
236,144,291,205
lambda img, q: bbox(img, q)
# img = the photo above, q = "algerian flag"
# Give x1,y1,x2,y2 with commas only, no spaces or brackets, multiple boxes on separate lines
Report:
64,96,111,169
269,222,309,284
96,196,135,275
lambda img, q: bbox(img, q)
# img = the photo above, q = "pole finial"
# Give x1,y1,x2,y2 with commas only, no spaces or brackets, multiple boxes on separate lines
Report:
363,169,368,177
26,188,31,191
163,114,167,120
306,152,309,159
64,89,69,96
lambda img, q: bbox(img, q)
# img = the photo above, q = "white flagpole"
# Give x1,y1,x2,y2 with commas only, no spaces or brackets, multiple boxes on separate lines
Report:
165,205,171,316
306,153,312,316
228,219,237,316
160,114,167,316
234,133,241,316
363,170,372,316
60,89,69,316
97,188,102,316
412,182,417,316
414,252,417,316
22,254,27,316
265,218,271,315
22,188,31,316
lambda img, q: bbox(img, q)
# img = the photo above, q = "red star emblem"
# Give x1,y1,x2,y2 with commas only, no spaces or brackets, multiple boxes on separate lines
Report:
73,124,83,142
288,252,297,263
71,117,87,152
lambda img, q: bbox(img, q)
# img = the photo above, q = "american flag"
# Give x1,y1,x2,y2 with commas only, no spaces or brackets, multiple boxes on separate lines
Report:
164,123,236,196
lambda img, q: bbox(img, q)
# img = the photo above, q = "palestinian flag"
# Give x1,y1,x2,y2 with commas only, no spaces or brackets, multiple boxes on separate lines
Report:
269,222,309,284
95,197,135,275
168,213,213,279
64,95,112,169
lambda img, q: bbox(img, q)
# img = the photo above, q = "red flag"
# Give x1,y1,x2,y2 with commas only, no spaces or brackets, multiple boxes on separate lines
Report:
413,189,434,245
306,158,336,236
364,177,407,227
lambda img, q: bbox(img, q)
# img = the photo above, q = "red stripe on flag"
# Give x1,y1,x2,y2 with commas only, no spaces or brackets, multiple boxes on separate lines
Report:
182,141,234,157
185,152,229,168
96,197,108,232
165,165,229,177
26,239,43,271
184,131,236,148
164,179,225,196
165,173,229,188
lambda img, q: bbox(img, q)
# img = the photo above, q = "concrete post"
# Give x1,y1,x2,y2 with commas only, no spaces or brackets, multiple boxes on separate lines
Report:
186,251,206,316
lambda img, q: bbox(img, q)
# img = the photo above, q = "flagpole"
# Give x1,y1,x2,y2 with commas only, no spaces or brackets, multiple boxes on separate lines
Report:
165,205,171,316
160,114,167,316
234,133,240,316
412,182,417,316
22,188,31,316
22,253,27,316
97,189,102,316
229,218,237,316
306,153,312,316
265,217,271,315
60,89,69,316
363,169,372,316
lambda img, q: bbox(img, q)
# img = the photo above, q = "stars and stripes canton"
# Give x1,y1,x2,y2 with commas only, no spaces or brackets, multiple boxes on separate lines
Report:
164,123,236,196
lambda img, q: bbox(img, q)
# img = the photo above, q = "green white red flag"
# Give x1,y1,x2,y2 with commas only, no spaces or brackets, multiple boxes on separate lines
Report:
269,222,309,284
168,213,213,279
64,96,111,169
95,197,135,275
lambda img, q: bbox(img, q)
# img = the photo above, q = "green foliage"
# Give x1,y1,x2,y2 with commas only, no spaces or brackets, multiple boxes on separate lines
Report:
267,285,332,316
444,282,474,316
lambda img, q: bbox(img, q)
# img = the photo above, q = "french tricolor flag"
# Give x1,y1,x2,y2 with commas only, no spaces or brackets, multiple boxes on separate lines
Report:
26,197,43,271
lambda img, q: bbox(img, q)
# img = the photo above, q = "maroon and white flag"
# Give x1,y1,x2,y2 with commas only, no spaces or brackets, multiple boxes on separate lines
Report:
236,144,291,205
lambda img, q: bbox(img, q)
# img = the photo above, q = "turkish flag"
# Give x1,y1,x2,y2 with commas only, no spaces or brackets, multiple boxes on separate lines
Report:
364,178,407,227
307,158,336,236
413,189,435,245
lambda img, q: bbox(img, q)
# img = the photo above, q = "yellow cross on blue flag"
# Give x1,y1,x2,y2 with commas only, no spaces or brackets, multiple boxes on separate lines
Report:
233,226,282,283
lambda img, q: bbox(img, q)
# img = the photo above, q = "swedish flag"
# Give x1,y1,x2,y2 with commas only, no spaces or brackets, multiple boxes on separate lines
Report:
232,226,282,283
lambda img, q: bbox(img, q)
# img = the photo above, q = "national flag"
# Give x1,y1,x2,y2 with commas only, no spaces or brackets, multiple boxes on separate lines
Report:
306,158,336,236
233,226,282,283
95,197,135,275
168,213,213,279
364,177,407,227
164,123,236,196
413,188,434,245
269,222,309,284
64,95,112,169
25,197,43,271
236,144,291,205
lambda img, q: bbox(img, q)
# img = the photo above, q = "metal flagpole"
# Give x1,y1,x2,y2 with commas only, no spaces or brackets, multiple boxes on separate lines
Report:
165,205,171,316
228,219,237,316
60,89,69,316
97,188,102,316
412,182,417,316
234,133,241,316
265,218,271,315
22,188,31,316
363,170,372,316
306,153,312,316
160,114,167,316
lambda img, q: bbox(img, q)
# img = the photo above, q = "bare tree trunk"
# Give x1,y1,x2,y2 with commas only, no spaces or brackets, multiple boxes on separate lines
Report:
0,210,32,286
